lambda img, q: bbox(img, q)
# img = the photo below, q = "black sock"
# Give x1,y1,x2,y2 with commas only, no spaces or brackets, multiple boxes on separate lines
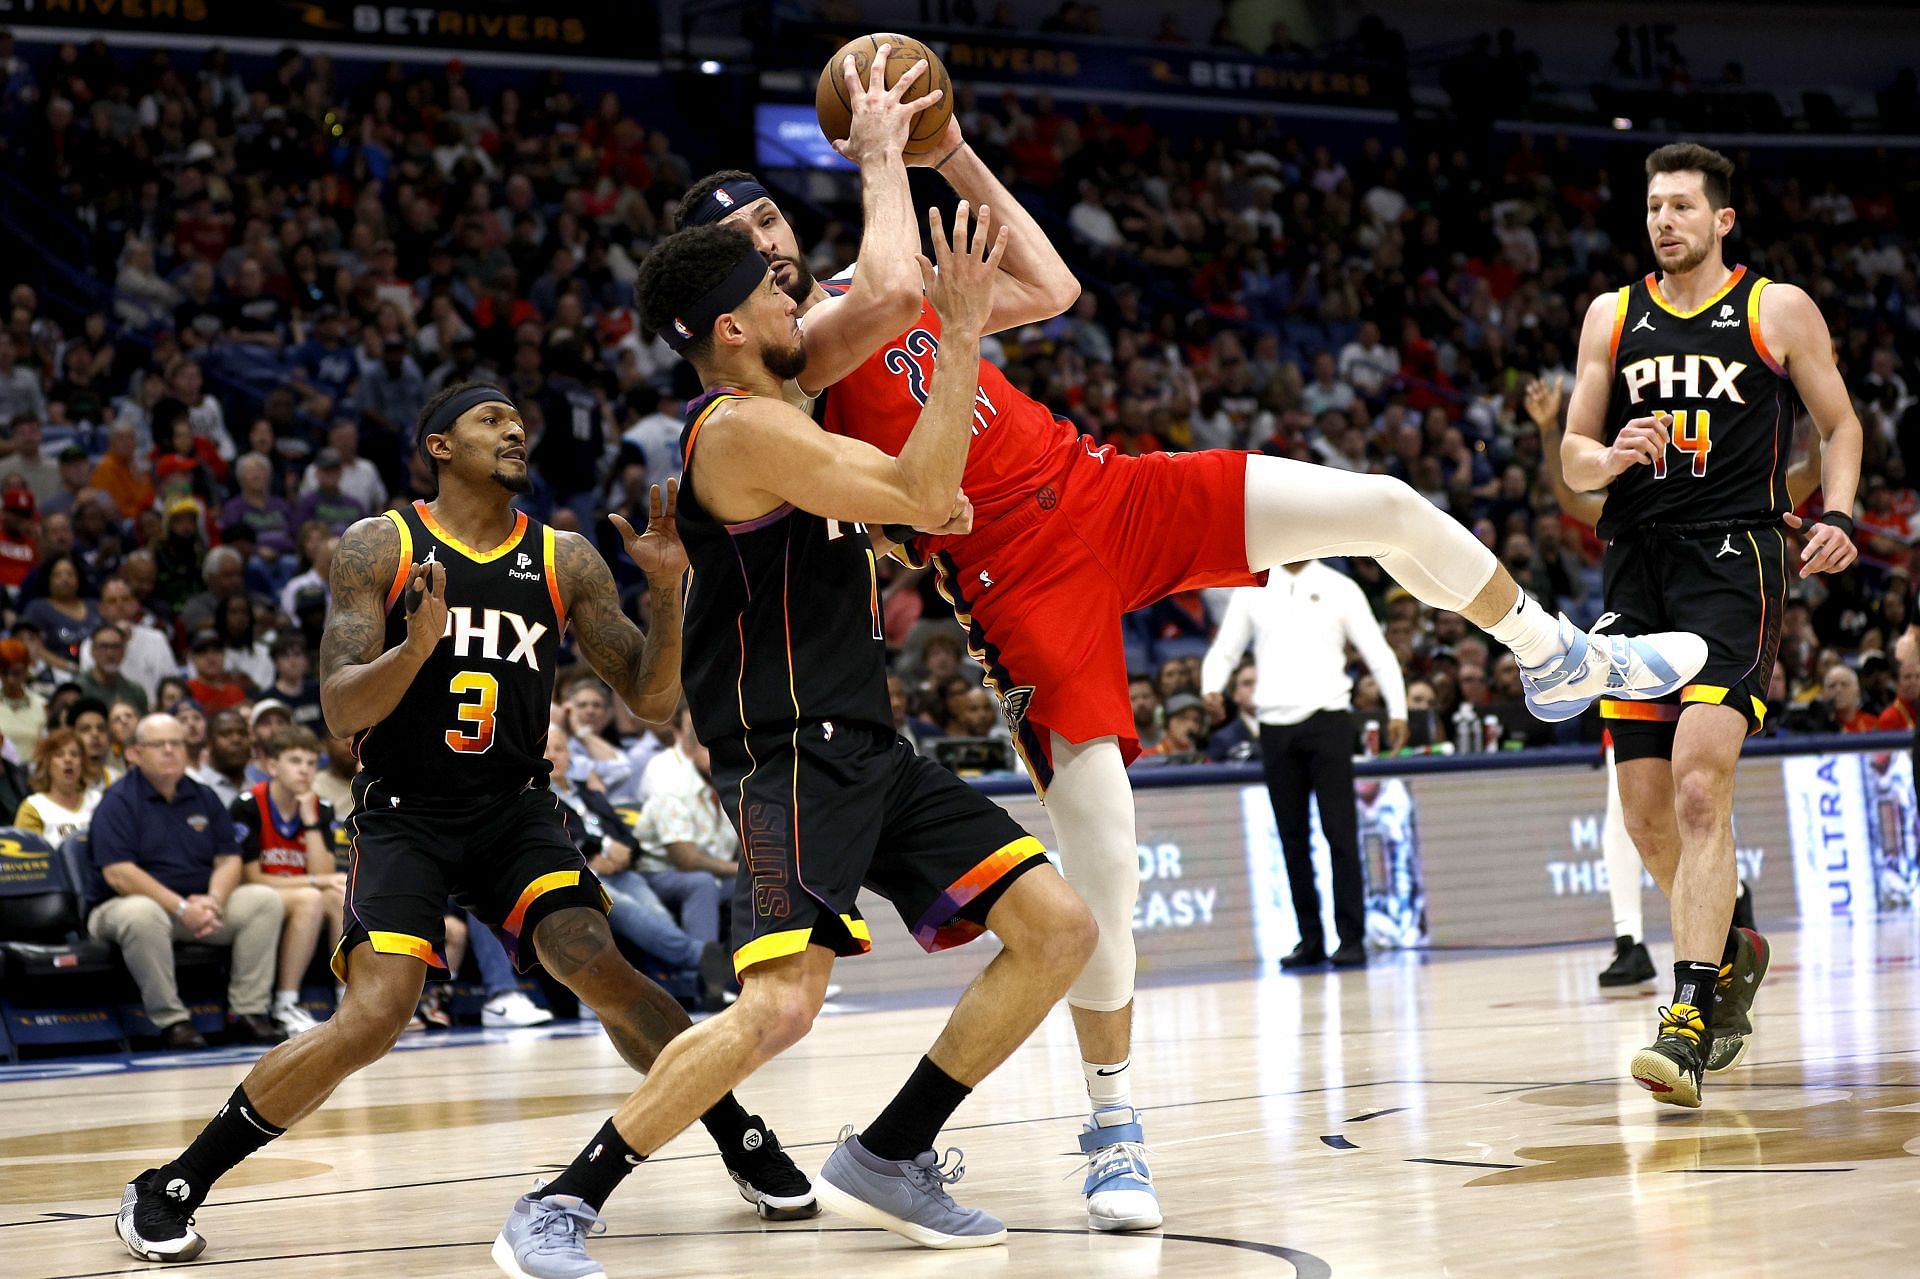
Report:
860,1055,971,1162
543,1118,644,1212
699,1093,757,1158
1721,923,1742,967
154,1086,285,1212
1672,961,1719,1012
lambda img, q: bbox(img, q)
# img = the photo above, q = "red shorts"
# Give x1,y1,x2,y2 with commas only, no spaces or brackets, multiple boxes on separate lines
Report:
925,444,1263,790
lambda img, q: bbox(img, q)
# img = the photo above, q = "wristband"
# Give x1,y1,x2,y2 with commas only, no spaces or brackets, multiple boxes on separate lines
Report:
301,822,324,832
175,898,188,917
1816,510,1854,536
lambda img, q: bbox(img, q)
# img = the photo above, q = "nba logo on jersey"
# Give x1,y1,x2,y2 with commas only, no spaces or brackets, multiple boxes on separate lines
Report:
713,187,734,208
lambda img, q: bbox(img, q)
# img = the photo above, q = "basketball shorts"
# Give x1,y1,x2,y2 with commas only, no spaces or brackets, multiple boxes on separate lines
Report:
710,721,1049,977
927,444,1263,788
332,774,609,980
1599,522,1788,761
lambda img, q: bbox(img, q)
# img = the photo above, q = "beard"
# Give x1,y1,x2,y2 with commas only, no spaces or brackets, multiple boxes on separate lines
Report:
772,256,815,303
1660,234,1714,275
761,333,808,382
491,466,534,494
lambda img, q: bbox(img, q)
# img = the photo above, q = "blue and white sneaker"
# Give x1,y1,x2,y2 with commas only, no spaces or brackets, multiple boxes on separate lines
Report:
1521,612,1707,723
492,1187,607,1279
1080,1106,1163,1232
814,1126,1007,1249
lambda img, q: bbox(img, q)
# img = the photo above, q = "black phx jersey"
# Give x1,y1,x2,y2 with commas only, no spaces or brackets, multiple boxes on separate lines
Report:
675,388,893,748
355,500,565,800
1597,265,1792,540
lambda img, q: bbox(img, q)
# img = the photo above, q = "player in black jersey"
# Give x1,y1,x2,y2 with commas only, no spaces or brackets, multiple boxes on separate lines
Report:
115,386,816,1269
500,211,1096,1267
1562,143,1863,1108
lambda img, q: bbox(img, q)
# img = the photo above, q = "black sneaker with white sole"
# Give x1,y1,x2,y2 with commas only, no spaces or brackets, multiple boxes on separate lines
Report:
719,1117,819,1220
115,1168,207,1263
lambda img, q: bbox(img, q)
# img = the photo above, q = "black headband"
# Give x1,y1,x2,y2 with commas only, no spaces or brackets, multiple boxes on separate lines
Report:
418,385,516,461
663,245,768,352
685,178,772,227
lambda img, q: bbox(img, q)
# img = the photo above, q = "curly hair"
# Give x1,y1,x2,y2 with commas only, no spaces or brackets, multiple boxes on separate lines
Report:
634,225,759,363
30,728,83,796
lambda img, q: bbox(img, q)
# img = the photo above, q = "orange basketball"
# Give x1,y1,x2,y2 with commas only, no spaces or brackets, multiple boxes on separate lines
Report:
814,32,954,162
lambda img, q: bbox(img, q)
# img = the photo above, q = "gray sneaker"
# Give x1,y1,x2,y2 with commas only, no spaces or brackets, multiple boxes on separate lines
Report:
491,1188,607,1279
814,1126,1007,1249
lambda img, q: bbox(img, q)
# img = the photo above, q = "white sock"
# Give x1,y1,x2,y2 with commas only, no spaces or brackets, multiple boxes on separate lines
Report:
1486,589,1562,667
273,990,299,1008
1601,748,1644,940
1084,1058,1131,1111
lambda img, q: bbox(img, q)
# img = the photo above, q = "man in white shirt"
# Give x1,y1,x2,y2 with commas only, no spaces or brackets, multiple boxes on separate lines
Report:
80,578,176,703
1202,559,1407,971
1336,321,1399,400
297,421,387,513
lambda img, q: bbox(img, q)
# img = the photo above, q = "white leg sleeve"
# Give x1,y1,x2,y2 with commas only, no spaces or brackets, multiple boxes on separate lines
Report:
1045,732,1140,1013
1602,746,1645,940
1244,455,1498,612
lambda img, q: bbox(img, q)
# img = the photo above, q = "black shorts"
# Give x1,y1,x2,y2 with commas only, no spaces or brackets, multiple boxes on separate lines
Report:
332,776,608,980
1600,522,1788,761
710,721,1049,976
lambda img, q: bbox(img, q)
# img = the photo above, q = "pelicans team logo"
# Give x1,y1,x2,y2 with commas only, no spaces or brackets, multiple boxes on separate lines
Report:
998,685,1036,729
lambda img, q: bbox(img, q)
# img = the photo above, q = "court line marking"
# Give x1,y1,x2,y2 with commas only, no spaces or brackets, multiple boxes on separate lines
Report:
43,1225,1335,1279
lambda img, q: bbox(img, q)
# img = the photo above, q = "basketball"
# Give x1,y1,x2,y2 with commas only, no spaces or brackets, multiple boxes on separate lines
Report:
814,32,954,162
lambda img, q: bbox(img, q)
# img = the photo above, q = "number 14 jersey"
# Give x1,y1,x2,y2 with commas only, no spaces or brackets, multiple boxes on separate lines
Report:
354,500,565,801
1598,264,1792,540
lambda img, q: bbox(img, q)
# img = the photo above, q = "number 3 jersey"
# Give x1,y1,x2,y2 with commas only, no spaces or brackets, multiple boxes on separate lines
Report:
1598,264,1792,540
354,500,565,801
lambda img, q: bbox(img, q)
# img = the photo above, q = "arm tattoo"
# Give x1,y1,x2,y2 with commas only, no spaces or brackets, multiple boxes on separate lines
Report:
317,515,401,684
555,530,683,720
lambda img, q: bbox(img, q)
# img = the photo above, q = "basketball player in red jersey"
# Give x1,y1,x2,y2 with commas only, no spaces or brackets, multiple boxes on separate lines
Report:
684,53,1706,1227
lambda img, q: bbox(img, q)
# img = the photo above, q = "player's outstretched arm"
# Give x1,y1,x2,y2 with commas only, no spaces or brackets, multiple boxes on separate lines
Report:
1766,282,1862,577
1525,375,1605,525
795,46,941,397
917,116,1081,332
555,490,686,723
700,202,1003,529
318,514,444,739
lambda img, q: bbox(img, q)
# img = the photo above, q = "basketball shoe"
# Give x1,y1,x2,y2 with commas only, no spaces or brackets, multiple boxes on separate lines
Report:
115,1169,207,1263
1080,1105,1162,1232
719,1113,819,1219
1706,927,1770,1073
1521,613,1707,722
1598,935,1655,987
492,1187,606,1279
1630,1002,1709,1108
814,1127,1006,1248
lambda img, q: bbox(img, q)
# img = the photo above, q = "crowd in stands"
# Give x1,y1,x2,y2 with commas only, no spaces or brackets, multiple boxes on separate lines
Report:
0,26,1915,869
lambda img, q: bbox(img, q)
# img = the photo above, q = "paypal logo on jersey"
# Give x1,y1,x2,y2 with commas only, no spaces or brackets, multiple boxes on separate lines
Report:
508,552,543,584
884,328,1001,436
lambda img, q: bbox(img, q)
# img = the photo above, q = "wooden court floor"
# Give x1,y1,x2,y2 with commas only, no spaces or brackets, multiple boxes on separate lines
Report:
4,919,1917,1279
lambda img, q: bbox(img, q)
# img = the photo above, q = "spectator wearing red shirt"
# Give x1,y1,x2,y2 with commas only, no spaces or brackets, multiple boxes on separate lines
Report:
0,486,37,589
1824,665,1877,733
1875,659,1920,730
185,629,249,712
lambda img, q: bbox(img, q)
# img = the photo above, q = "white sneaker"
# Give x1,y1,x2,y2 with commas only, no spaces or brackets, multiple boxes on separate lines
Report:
482,991,554,1028
271,1000,321,1036
1521,612,1707,723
